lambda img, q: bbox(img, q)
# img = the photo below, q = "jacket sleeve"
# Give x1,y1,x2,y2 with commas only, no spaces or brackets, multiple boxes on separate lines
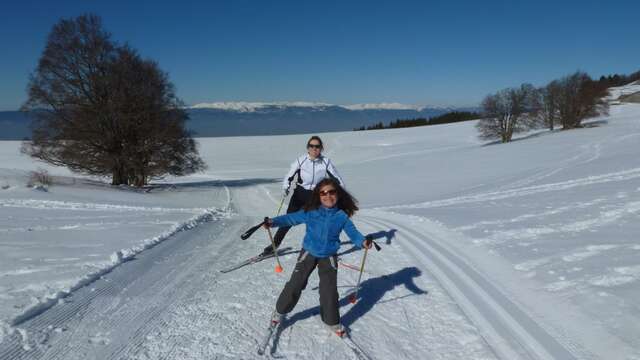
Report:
272,210,307,228
326,159,346,189
283,158,300,190
342,217,365,248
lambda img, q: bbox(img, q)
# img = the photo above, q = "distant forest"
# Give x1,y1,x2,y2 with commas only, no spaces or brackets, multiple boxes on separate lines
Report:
354,111,481,131
596,71,640,89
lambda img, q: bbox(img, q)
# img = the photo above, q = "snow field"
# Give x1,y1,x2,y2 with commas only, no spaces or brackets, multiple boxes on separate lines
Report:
0,85,639,358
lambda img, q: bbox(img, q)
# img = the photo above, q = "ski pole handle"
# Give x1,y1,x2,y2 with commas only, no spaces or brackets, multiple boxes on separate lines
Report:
364,235,381,251
372,240,381,251
240,220,266,240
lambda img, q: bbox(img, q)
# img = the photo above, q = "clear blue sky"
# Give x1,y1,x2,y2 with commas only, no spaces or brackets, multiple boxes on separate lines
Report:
1,0,638,111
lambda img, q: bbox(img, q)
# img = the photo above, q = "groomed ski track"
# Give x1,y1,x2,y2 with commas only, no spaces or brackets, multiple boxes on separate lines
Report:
359,211,585,360
0,183,596,359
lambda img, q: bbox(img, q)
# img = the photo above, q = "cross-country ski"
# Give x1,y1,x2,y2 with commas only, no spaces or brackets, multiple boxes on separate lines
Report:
219,247,295,274
257,314,282,356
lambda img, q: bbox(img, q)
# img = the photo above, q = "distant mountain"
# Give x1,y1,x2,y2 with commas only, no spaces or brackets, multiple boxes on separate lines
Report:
0,103,478,140
186,102,476,137
190,101,428,112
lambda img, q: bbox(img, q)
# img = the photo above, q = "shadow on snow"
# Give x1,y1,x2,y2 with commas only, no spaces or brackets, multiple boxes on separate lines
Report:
337,229,397,257
271,266,426,355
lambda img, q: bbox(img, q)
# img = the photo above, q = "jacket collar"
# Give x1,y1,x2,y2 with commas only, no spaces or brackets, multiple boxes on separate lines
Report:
319,205,338,214
305,154,324,162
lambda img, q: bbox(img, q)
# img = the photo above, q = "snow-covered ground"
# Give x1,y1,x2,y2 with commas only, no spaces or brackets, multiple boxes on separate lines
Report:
0,85,639,359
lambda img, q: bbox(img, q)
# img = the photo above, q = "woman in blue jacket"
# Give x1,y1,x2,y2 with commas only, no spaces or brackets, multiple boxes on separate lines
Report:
264,178,372,337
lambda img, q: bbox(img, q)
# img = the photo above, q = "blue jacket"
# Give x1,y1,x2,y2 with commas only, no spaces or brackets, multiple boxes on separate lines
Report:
271,206,365,258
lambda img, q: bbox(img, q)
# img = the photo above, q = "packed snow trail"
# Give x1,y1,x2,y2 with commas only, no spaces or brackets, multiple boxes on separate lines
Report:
0,213,243,359
0,184,629,359
0,183,502,359
358,209,640,360
359,213,582,360
0,184,593,359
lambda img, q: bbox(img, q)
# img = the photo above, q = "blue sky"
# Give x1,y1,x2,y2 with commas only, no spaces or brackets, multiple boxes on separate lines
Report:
1,0,638,110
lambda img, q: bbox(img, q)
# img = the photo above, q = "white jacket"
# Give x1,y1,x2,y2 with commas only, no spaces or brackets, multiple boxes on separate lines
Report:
283,155,345,191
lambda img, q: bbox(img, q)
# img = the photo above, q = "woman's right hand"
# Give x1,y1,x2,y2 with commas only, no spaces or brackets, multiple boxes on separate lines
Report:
262,217,273,228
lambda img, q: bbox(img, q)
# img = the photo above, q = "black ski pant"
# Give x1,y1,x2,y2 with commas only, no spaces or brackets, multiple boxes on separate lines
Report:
265,187,312,252
276,250,340,326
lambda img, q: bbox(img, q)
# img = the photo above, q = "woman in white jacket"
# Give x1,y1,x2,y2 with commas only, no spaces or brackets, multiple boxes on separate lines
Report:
261,135,345,256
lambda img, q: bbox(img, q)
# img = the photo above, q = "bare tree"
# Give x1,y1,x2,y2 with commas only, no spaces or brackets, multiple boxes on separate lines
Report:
556,71,608,129
476,84,538,143
538,80,562,131
21,14,205,186
21,14,117,178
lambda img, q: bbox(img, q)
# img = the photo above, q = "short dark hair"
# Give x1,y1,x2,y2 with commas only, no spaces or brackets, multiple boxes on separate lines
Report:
307,135,323,149
304,178,359,217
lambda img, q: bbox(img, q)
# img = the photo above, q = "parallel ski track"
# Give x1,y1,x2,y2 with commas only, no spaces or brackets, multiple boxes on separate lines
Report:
360,215,585,360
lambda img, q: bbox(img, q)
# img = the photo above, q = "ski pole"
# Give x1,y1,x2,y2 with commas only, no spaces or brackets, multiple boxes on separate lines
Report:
240,220,266,240
275,192,287,216
339,261,361,272
265,217,284,273
349,245,369,304
349,239,380,304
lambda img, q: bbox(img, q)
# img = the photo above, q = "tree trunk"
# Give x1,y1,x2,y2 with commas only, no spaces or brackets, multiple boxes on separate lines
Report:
111,164,128,185
133,173,146,187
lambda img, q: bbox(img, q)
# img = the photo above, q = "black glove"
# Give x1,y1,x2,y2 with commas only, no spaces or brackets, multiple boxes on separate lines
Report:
364,235,381,251
364,235,373,249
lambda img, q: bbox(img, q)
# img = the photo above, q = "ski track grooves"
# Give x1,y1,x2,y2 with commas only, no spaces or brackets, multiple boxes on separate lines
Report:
361,215,581,360
384,167,640,210
0,188,238,360
0,220,242,359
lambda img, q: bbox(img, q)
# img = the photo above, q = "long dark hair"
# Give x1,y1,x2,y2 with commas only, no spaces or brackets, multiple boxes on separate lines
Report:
304,178,359,217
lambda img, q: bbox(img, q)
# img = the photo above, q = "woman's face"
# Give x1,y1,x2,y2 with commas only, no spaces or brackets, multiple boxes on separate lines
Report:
307,140,322,158
319,184,338,208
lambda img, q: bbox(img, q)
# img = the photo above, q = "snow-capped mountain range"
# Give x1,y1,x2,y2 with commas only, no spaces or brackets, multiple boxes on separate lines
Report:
189,101,434,112
1,102,474,139
186,102,471,137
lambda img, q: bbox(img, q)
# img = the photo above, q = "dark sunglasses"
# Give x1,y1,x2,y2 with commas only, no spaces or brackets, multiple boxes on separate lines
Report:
307,144,322,149
319,189,337,197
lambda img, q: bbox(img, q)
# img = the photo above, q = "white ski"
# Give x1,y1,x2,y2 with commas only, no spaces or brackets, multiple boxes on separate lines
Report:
257,320,279,356
220,247,293,274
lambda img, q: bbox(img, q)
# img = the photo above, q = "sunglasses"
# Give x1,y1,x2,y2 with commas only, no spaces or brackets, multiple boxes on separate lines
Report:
307,144,322,149
319,189,337,197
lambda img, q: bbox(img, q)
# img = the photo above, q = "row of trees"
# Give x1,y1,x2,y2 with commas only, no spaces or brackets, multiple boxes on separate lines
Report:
477,71,615,143
355,111,480,131
596,71,640,89
355,118,427,131
21,14,205,186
